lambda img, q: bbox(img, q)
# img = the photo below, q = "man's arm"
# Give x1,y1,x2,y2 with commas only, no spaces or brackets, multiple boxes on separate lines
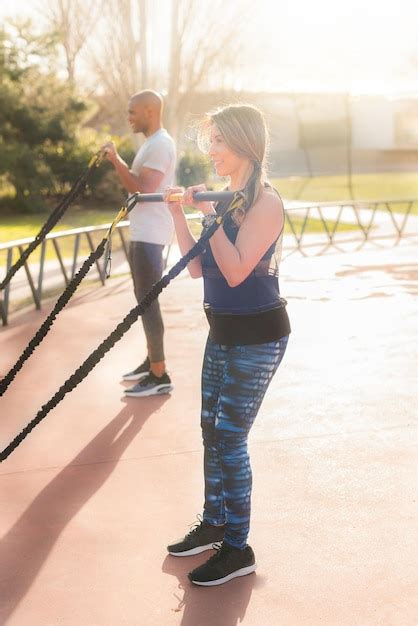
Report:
102,141,164,194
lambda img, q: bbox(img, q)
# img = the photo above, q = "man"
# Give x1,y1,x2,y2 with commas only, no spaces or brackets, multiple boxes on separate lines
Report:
102,90,176,397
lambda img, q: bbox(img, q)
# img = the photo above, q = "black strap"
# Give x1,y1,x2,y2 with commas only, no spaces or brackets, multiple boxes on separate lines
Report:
0,219,221,462
0,153,103,291
0,239,107,396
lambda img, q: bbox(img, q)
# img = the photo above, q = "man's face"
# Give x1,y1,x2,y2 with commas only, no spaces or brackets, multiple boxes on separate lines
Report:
128,100,148,134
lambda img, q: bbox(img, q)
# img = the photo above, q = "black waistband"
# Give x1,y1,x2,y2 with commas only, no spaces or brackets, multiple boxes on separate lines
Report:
204,305,291,346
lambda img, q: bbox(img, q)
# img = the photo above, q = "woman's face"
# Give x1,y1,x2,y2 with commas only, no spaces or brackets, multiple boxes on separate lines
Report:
208,124,245,178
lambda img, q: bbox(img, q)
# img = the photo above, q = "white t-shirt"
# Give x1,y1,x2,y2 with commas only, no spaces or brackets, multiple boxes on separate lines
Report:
128,129,176,245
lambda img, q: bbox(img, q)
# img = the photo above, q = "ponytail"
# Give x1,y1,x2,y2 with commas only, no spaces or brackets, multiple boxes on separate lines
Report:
231,160,264,225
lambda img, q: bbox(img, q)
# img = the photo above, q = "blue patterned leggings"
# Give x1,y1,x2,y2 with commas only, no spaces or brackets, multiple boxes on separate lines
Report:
201,335,289,549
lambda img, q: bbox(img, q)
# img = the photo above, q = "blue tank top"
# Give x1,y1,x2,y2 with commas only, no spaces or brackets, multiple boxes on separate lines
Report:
201,205,282,315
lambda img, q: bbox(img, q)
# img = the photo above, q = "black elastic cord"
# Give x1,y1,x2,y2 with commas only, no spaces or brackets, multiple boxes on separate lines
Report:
0,196,139,395
0,220,220,462
0,154,103,291
0,239,107,396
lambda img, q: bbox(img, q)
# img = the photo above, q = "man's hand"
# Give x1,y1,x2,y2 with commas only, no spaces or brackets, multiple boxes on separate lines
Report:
101,141,119,165
101,140,164,194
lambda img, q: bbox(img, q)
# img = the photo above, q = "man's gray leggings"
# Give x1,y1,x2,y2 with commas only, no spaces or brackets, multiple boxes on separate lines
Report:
129,241,165,363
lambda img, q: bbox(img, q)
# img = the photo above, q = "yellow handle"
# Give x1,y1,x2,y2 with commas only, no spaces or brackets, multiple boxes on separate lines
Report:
88,149,106,168
88,153,99,168
167,192,183,202
107,205,128,237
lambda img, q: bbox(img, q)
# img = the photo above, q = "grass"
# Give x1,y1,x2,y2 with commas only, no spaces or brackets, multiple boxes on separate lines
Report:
2,170,416,268
0,204,124,268
272,172,418,211
0,197,354,263
0,207,117,241
186,214,357,239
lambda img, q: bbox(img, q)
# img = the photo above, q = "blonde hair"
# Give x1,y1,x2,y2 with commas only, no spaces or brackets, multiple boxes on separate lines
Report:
198,104,269,223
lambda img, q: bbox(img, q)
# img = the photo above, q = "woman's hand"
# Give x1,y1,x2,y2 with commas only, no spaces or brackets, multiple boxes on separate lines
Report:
183,184,215,216
164,186,185,217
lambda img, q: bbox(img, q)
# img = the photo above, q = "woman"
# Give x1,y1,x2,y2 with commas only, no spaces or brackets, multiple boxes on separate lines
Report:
164,104,290,586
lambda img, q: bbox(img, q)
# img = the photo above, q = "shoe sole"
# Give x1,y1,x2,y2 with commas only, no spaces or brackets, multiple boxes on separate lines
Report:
168,542,219,557
189,563,257,586
122,371,150,381
124,384,174,397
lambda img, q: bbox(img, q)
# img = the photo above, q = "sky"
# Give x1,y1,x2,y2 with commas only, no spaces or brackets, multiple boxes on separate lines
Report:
1,0,417,95
246,0,418,94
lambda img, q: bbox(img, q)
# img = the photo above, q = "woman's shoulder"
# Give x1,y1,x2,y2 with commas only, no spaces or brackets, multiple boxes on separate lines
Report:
240,186,284,233
253,185,283,214
262,181,282,198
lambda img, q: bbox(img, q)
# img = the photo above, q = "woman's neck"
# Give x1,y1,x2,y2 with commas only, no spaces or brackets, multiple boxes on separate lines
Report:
228,162,254,191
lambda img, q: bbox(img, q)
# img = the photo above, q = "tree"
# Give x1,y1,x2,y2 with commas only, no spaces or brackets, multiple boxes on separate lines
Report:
41,0,104,82
165,0,251,140
86,0,148,130
0,22,99,212
177,149,211,187
82,0,252,141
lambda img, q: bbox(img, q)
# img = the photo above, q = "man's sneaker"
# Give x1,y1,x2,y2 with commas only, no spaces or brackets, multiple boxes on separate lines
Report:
122,357,150,381
188,542,256,586
167,519,225,557
124,371,173,397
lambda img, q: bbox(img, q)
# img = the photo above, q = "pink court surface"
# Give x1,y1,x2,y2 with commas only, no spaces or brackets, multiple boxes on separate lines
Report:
0,238,417,626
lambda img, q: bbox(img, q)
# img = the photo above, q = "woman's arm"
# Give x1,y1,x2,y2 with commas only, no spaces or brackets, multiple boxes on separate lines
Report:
164,187,202,279
208,190,284,288
171,210,203,278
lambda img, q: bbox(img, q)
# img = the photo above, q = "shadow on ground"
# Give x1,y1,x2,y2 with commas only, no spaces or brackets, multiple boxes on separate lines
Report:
0,396,168,624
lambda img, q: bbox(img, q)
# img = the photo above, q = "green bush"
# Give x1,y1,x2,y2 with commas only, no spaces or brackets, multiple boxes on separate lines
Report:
0,24,128,213
177,150,211,188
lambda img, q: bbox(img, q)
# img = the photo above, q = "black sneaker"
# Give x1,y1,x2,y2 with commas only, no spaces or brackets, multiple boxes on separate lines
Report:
122,357,150,381
188,542,256,586
124,371,173,397
167,519,225,557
